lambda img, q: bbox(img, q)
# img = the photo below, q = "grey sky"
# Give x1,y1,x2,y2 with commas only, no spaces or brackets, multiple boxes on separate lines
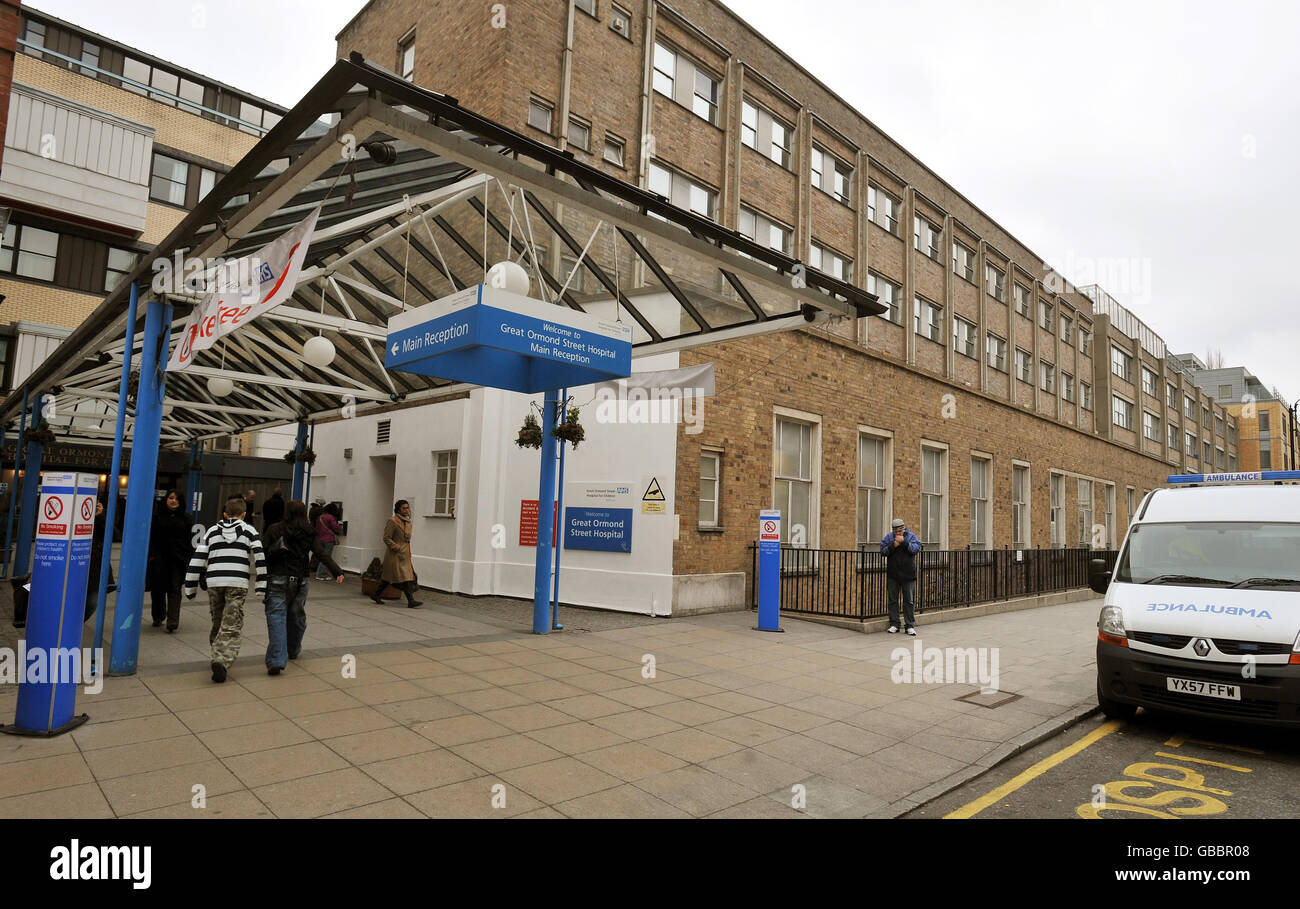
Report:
34,0,1300,403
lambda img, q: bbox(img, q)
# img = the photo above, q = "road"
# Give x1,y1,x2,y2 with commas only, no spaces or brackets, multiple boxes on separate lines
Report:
907,708,1300,819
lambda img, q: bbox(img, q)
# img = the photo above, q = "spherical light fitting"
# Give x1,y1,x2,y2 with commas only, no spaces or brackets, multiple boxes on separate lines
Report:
302,335,336,368
207,376,234,398
486,260,530,297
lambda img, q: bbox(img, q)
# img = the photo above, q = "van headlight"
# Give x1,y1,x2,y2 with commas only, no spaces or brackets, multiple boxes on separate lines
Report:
1098,606,1126,638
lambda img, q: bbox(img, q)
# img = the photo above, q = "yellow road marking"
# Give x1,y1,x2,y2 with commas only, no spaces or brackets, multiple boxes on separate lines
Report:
1164,734,1264,755
1153,751,1252,773
945,720,1124,819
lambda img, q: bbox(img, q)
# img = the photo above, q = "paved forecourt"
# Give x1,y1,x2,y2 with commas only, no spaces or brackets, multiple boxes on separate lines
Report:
0,579,1104,818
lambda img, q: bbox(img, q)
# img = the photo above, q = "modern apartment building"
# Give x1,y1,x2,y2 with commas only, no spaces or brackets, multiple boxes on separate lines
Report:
324,0,1238,611
1181,361,1294,471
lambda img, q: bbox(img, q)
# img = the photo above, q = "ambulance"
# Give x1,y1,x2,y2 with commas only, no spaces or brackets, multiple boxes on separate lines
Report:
1090,470,1300,727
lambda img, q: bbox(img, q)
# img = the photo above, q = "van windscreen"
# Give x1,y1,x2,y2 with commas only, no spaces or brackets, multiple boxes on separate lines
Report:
1115,523,1300,588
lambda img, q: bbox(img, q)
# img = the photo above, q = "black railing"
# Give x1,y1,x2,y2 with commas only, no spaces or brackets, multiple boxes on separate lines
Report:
747,544,1119,620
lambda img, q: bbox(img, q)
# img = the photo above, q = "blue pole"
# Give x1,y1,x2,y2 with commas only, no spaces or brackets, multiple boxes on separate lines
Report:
290,421,307,500
13,395,45,577
550,388,568,631
303,423,315,504
92,281,139,670
108,298,172,676
532,390,560,634
3,387,30,578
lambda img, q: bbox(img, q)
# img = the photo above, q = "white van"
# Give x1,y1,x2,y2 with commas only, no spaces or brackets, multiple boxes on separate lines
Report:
1090,471,1300,727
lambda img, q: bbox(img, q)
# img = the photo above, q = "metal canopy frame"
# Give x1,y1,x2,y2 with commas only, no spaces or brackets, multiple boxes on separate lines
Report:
2,55,880,446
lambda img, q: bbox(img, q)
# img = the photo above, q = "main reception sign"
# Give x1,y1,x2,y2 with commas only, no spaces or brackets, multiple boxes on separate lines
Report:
385,285,633,393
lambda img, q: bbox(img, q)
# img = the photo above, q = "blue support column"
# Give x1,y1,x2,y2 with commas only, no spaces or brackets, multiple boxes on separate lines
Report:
109,298,173,676
532,390,560,634
4,388,30,578
549,388,568,631
92,281,139,668
290,421,308,500
13,395,45,577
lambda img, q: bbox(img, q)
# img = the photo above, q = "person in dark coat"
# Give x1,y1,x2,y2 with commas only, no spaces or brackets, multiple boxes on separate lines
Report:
261,489,286,528
880,517,923,636
370,500,420,607
261,499,344,674
84,500,114,622
147,490,193,631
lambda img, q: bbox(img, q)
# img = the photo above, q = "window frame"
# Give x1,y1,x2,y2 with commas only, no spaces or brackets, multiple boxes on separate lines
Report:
429,449,458,517
699,449,721,528
970,454,992,550
855,430,892,549
1012,462,1031,549
866,184,901,236
986,333,1007,373
773,410,821,548
527,96,555,134
951,240,975,283
914,295,943,344
919,442,949,550
397,29,416,82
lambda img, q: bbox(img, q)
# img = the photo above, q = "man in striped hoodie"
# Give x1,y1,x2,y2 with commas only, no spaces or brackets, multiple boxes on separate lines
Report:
185,495,267,683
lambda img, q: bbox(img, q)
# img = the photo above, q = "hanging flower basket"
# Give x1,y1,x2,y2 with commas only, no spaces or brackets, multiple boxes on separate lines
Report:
282,450,297,463
552,407,585,449
296,446,317,465
515,412,544,449
188,461,204,473
25,422,58,447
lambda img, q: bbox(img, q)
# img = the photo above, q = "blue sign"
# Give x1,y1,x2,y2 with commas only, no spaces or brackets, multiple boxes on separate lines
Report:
564,507,633,553
386,285,634,393
757,509,782,632
9,472,98,735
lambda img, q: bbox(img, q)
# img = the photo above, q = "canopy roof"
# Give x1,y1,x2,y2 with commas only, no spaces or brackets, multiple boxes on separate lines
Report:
4,55,880,446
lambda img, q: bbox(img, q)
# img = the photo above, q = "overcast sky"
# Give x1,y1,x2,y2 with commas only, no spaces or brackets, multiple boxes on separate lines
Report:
35,0,1300,402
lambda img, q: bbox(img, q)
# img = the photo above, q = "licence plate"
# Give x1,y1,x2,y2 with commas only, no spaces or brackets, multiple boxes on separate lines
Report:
1166,677,1241,700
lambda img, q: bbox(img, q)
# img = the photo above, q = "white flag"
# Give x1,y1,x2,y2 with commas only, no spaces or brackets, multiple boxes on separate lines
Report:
168,205,321,372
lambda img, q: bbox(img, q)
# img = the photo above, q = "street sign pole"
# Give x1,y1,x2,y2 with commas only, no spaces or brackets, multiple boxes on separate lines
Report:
756,509,784,632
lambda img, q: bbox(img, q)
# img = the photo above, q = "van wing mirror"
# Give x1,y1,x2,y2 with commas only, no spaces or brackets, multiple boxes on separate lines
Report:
1088,557,1111,595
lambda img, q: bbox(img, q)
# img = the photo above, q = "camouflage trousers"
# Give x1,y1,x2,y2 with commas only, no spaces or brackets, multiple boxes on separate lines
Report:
208,587,247,669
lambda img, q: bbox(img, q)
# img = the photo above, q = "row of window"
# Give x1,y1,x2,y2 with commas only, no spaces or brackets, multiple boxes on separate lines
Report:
0,221,139,293
1109,348,1233,435
709,417,1149,550
527,96,628,167
20,14,284,135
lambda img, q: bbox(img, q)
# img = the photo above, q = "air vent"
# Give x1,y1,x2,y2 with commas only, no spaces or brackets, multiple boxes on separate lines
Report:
343,448,353,460
376,420,391,444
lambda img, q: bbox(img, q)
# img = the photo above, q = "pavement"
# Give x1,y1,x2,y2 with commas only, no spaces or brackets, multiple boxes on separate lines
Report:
0,578,1104,818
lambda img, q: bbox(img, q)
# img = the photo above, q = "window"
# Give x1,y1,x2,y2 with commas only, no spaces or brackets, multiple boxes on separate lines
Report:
867,272,901,324
1168,421,1179,450
1081,382,1093,410
1185,430,1196,457
866,185,901,236
1202,405,1210,428
1015,348,1033,383
431,450,457,516
1110,346,1132,382
653,43,720,125
1184,394,1195,420
1126,487,1137,528
1079,326,1092,356
856,435,889,547
700,451,720,526
150,153,189,206
1103,485,1115,549
809,242,850,281
1229,421,1237,443
953,317,976,358
1,223,58,281
1143,411,1161,442
1218,384,1232,400
1039,299,1054,330
1261,445,1272,470
598,133,626,168
1215,447,1225,470
986,263,1006,302
768,117,791,168
1229,453,1237,470
914,296,943,343
986,334,1007,372
397,31,413,81
558,253,584,293
1215,415,1224,437
567,116,591,151
914,215,942,261
1062,372,1075,403
809,146,853,203
1202,440,1213,464
1078,479,1094,547
24,19,46,59
774,418,815,546
1141,367,1157,397
970,456,991,549
122,56,151,95
1050,474,1065,547
1013,283,1032,318
528,97,554,133
237,101,265,135
80,41,101,78
610,4,632,37
1259,411,1271,434
1059,315,1073,344
648,161,715,219
1166,383,1177,409
1040,361,1055,394
920,446,946,548
740,207,792,255
741,100,758,149
1112,395,1134,430
198,167,217,201
178,79,204,115
105,247,137,292
1012,464,1030,549
952,241,975,282
149,68,179,106
575,0,597,15
810,146,823,189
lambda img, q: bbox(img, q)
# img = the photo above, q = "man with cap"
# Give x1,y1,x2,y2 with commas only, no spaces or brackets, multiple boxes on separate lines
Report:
881,518,923,635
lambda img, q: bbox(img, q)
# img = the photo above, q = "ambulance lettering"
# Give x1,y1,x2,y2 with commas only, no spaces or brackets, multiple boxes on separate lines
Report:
1145,603,1272,619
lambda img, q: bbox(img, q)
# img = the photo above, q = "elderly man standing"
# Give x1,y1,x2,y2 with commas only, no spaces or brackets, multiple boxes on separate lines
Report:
880,517,923,636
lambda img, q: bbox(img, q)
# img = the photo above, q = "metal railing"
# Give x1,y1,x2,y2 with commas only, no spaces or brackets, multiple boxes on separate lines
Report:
747,544,1119,620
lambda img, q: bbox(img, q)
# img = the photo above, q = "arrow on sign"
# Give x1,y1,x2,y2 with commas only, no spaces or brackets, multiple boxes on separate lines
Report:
391,342,399,356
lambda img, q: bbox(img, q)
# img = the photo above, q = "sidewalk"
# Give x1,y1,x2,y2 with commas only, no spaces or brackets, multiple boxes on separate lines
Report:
0,579,1103,818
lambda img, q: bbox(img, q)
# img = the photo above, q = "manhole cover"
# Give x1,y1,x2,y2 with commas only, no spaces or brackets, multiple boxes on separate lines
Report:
955,689,1022,709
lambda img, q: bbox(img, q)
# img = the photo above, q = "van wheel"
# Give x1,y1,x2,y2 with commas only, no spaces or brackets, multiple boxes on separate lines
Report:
1097,681,1137,721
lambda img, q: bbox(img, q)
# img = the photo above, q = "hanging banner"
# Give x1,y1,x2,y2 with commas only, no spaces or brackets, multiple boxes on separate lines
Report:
167,204,322,372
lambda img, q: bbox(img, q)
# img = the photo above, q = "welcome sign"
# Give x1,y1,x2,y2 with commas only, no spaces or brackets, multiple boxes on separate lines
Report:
385,285,633,393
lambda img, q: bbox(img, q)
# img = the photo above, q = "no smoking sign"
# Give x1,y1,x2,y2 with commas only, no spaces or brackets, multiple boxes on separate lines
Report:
81,498,94,521
44,497,63,520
